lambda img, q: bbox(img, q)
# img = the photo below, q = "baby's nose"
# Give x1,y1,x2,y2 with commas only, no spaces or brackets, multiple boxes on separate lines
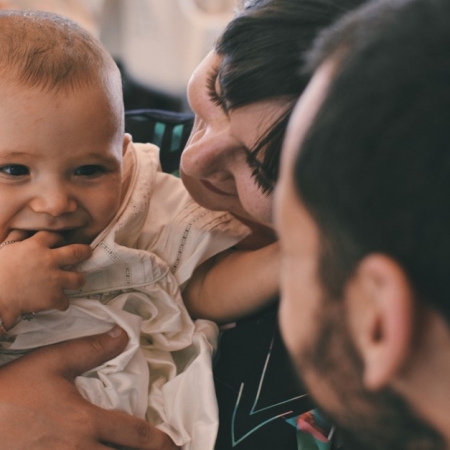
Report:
29,185,77,216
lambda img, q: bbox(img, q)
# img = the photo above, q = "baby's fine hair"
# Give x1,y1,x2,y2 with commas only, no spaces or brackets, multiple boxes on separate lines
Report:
0,10,118,93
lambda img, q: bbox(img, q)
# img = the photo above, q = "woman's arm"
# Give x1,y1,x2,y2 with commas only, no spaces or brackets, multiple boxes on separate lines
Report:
183,242,280,323
0,327,178,450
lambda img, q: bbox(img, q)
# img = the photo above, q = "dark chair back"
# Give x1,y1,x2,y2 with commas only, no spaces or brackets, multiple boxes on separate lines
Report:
125,109,195,175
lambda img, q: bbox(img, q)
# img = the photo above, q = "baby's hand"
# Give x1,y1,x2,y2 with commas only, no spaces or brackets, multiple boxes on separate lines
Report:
0,230,92,329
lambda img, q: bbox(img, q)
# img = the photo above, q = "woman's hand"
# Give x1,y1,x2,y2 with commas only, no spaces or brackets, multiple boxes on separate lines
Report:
0,326,179,450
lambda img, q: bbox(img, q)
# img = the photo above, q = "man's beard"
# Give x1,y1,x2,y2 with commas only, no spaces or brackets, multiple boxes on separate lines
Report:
291,297,445,450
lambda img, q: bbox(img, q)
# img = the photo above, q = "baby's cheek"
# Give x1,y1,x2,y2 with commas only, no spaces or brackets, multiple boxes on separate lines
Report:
96,189,121,226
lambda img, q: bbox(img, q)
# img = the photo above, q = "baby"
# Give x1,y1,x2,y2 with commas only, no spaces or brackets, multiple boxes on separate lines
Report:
0,10,278,450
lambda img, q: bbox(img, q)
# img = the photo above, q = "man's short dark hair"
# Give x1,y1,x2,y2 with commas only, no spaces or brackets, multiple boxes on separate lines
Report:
294,0,450,321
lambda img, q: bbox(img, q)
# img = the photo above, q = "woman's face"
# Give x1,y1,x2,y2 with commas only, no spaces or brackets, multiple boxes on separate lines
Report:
180,51,287,228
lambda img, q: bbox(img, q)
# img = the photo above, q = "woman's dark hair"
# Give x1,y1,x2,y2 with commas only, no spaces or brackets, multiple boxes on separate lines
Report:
294,0,450,322
214,0,368,193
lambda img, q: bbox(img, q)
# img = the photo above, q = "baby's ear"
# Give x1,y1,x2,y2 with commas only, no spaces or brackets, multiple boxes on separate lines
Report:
122,133,132,155
345,254,414,391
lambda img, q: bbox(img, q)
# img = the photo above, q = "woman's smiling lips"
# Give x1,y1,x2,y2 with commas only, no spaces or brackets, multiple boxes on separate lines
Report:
200,180,234,196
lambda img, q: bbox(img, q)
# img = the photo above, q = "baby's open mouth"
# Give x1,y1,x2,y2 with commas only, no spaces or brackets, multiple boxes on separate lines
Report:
56,229,75,241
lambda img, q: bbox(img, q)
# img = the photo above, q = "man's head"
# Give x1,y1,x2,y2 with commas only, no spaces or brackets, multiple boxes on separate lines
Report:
0,11,130,245
276,0,450,447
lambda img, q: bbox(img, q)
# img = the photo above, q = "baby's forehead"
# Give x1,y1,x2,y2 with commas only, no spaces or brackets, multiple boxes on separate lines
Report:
0,66,122,115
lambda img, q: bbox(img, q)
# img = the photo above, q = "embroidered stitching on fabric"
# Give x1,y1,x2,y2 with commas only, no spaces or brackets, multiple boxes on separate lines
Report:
171,210,209,274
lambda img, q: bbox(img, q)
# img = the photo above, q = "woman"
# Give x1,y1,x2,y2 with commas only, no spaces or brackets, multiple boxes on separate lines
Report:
183,0,351,239
0,1,366,449
180,1,367,448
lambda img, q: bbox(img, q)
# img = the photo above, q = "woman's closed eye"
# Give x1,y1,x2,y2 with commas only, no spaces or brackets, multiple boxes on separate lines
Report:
0,164,29,176
246,156,274,195
206,68,227,113
252,166,275,195
74,165,106,178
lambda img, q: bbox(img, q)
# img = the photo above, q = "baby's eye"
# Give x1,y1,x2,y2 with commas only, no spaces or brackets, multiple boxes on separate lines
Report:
0,164,29,176
74,165,105,177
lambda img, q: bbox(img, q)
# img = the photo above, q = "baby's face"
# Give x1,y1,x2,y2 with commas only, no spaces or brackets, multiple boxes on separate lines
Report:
0,81,129,245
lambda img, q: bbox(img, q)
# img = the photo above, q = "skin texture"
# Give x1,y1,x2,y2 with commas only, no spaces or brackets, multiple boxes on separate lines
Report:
275,60,445,450
275,60,339,411
180,50,283,320
0,77,178,449
180,51,286,243
0,20,285,450
0,79,130,328
0,326,178,450
275,60,335,378
0,82,126,246
0,45,281,448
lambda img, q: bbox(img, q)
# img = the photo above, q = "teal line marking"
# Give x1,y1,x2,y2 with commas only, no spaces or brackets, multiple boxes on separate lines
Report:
251,334,307,414
232,382,293,447
230,331,309,446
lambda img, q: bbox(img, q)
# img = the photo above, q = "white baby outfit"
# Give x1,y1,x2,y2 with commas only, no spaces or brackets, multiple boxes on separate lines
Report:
0,142,249,449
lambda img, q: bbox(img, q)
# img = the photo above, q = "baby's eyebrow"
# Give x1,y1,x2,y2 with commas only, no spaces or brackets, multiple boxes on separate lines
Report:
0,150,34,159
71,151,122,165
83,153,119,162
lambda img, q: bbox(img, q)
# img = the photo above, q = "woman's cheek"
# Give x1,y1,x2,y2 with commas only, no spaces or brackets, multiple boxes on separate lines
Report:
239,183,274,226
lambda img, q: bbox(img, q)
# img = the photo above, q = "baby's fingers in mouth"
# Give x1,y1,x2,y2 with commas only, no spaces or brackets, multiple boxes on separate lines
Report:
3,229,35,242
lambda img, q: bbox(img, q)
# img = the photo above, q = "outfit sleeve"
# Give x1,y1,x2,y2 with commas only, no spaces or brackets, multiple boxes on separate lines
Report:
135,145,250,287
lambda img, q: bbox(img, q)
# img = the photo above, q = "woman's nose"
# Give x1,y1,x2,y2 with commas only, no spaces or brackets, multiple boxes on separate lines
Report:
181,124,236,178
29,184,77,216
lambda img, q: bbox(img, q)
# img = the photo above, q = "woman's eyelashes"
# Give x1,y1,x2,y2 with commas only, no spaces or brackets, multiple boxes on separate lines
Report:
246,156,274,195
206,68,227,112
206,66,273,195
252,167,275,195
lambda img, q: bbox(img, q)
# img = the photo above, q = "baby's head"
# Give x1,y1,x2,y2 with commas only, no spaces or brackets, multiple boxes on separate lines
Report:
0,10,130,245
0,10,124,118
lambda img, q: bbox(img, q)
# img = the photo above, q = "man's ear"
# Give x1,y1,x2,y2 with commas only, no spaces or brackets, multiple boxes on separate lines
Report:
122,133,132,155
345,254,414,391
